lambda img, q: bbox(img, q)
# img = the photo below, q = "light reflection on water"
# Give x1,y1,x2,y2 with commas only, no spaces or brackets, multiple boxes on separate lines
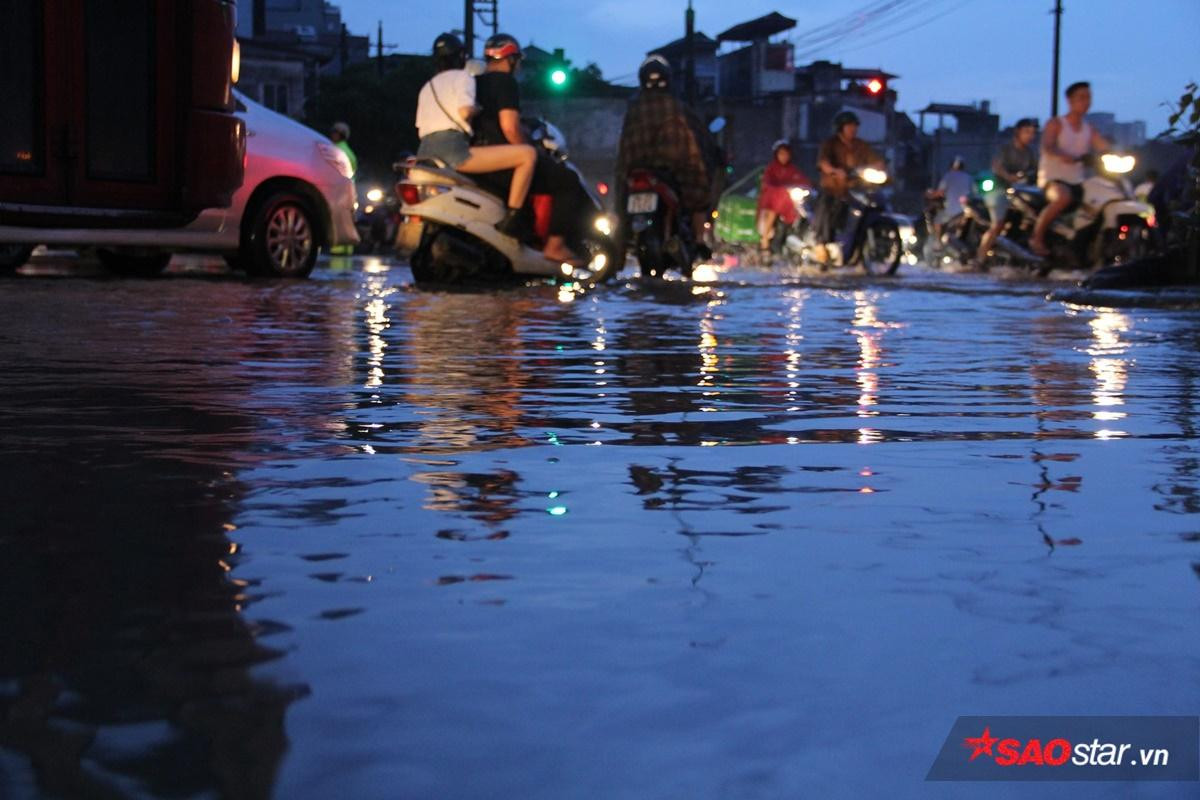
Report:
1,262,1199,799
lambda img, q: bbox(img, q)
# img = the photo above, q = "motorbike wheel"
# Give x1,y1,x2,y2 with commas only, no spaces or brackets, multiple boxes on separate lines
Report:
1103,219,1151,266
578,235,622,285
862,220,902,276
0,244,34,273
96,249,172,277
635,231,666,278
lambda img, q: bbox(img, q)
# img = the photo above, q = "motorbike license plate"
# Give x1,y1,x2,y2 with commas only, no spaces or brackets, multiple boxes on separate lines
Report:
627,193,658,214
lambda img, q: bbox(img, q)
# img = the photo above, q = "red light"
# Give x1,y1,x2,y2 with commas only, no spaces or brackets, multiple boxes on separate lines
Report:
1147,214,1157,228
866,78,884,95
597,182,609,196
399,184,421,206
1119,224,1130,233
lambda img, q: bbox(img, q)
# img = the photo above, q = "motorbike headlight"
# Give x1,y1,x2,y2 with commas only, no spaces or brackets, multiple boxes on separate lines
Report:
1100,154,1135,175
788,187,810,203
861,167,888,185
366,187,385,203
594,215,614,237
317,142,354,180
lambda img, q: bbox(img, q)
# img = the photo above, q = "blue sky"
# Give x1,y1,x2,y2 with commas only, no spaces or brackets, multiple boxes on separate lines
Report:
333,0,1198,131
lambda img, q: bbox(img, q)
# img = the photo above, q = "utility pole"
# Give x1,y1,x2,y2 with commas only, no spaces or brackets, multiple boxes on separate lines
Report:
1050,0,1063,117
464,0,475,57
685,1,696,106
377,21,383,78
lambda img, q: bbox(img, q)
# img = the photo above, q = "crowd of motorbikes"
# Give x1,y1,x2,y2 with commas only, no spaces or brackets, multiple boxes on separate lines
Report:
919,153,1153,275
381,110,1158,288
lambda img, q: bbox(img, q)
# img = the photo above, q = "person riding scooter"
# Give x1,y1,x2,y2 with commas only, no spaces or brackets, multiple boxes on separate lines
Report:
814,111,884,264
415,33,536,237
615,55,717,249
1031,81,1110,256
928,156,973,240
756,139,811,255
471,33,589,265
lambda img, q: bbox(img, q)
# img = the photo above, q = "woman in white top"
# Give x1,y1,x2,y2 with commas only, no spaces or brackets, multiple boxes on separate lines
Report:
1031,81,1110,256
416,34,536,236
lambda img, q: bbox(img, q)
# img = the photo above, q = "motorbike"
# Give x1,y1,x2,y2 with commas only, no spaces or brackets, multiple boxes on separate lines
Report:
993,153,1155,273
820,167,915,275
922,188,989,268
621,169,700,278
394,120,620,287
620,116,727,279
354,183,400,254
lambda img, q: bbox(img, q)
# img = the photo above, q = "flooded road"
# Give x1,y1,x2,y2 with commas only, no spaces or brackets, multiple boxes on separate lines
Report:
2,256,1199,799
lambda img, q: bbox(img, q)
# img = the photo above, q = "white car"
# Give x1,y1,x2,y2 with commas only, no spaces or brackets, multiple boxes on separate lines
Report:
0,90,358,278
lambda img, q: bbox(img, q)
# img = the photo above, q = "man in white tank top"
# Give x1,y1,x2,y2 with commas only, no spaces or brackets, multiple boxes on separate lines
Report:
1031,81,1110,256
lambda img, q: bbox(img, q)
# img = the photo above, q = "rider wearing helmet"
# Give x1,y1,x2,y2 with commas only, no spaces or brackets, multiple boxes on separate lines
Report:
813,110,884,259
615,55,719,244
757,139,811,254
470,33,589,264
415,33,536,237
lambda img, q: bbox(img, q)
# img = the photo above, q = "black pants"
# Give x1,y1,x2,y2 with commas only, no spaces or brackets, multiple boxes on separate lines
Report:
475,153,590,238
815,192,848,244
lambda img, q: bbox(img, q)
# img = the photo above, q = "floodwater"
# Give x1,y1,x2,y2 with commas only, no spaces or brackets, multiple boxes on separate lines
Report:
2,255,1199,799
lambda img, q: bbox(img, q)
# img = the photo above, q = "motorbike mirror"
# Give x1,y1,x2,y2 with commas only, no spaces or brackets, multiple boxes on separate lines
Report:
708,117,726,134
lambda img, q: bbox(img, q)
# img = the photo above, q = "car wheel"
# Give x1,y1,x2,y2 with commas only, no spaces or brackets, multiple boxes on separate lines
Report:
96,249,172,277
245,192,319,278
0,244,34,273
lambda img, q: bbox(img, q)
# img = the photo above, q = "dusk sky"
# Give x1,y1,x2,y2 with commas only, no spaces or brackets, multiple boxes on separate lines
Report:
332,0,1199,131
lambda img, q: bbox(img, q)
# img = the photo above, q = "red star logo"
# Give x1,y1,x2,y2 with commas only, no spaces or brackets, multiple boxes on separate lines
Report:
964,726,999,762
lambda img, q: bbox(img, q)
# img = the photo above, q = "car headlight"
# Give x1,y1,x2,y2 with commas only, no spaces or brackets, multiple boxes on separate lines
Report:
317,142,354,179
861,167,888,185
1100,153,1135,175
366,187,384,203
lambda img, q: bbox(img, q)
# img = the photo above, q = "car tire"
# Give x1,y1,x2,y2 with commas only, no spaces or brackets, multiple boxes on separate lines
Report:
96,249,172,277
0,244,34,273
243,192,319,278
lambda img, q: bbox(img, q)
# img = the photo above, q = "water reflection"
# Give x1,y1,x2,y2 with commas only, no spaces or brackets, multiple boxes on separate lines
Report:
0,281,356,798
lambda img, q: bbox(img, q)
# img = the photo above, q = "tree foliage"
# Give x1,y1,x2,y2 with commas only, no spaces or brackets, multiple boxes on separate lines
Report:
307,57,433,182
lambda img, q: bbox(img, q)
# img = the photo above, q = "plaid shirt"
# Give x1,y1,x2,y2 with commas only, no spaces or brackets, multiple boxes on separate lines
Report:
616,90,714,211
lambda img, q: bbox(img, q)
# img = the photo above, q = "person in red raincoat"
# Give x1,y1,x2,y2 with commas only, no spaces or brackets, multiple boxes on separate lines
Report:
757,139,812,253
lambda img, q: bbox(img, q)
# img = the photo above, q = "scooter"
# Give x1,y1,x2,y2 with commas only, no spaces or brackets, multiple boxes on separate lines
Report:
923,190,988,268
994,153,1155,273
820,167,915,275
394,120,620,286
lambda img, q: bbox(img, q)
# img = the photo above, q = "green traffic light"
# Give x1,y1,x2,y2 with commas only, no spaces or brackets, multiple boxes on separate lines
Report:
550,68,568,87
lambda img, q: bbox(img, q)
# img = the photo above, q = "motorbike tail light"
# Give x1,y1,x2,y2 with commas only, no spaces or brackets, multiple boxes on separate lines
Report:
398,184,421,206
628,173,654,192
1119,224,1130,234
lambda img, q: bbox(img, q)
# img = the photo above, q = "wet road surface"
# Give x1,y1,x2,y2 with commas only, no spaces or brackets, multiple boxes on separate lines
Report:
2,254,1199,798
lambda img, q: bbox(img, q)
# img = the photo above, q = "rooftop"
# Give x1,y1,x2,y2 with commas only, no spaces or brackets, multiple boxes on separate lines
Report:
717,12,796,43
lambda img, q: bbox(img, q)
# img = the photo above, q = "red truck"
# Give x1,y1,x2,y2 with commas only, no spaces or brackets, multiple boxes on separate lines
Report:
0,0,244,267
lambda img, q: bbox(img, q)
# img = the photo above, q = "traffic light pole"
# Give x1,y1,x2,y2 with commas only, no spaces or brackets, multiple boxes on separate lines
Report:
464,0,474,57
1050,0,1063,118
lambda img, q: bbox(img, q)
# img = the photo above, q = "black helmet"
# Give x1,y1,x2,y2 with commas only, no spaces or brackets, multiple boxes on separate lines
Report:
432,33,466,70
833,110,860,132
484,33,522,62
638,55,671,90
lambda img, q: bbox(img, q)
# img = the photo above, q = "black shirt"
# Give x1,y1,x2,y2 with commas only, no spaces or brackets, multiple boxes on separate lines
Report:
473,72,521,147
